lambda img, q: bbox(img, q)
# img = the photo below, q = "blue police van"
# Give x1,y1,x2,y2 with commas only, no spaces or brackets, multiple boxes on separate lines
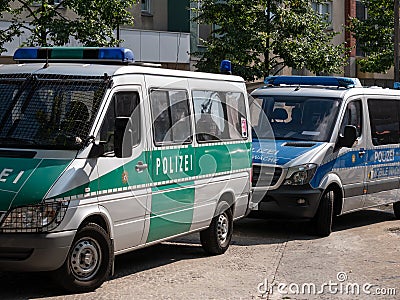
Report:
250,76,400,236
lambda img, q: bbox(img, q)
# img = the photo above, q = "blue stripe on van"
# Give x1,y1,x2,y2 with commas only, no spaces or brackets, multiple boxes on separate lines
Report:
310,147,400,188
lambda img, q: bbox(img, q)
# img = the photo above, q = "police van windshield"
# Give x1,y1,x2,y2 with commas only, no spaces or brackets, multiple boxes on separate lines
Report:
251,96,341,142
0,74,108,149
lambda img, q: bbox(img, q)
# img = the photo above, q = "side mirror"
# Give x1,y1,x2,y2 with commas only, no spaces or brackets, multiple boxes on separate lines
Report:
88,143,105,158
114,117,133,158
339,125,357,148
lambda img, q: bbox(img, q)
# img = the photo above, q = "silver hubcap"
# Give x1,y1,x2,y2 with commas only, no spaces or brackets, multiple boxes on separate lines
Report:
217,213,229,244
69,237,102,281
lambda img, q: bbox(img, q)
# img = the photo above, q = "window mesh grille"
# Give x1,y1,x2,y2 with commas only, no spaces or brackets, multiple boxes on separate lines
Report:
0,73,109,149
0,201,69,233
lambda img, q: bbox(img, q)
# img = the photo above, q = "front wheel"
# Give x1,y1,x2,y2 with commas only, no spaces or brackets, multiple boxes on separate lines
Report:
200,207,233,255
393,201,400,219
54,223,113,293
313,190,334,237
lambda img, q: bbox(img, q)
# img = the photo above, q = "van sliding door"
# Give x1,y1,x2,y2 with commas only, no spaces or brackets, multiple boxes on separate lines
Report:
364,99,400,208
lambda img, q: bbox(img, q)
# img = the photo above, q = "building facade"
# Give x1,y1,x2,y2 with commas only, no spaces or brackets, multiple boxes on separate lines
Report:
0,0,192,70
0,0,396,86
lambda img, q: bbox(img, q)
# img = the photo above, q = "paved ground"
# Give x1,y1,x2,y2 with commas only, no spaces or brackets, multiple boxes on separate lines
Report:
1,206,399,300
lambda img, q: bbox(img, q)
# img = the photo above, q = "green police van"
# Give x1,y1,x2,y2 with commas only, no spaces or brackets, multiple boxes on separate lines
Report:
0,47,252,292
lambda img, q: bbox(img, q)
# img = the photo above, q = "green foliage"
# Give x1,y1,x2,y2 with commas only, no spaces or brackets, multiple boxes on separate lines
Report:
0,0,137,52
192,0,348,81
348,0,394,73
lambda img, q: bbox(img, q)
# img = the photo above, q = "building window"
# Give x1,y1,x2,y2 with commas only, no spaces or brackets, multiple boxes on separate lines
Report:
197,1,212,46
312,1,332,24
356,0,367,56
141,0,151,14
33,0,63,6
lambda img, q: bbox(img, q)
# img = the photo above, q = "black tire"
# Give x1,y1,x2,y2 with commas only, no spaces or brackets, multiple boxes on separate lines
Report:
314,190,334,237
54,223,113,293
200,207,233,255
393,201,400,219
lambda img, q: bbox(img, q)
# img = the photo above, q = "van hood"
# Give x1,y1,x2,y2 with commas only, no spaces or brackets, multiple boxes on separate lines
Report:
252,139,324,167
0,157,72,211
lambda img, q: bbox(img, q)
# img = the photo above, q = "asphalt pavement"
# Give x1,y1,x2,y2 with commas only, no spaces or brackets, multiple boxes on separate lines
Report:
0,206,399,300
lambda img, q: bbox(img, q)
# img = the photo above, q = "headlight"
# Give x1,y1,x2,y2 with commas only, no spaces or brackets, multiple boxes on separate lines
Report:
0,200,69,233
283,164,317,186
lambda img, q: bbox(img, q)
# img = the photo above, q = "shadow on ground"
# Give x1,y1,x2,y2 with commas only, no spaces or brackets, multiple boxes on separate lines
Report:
0,207,396,299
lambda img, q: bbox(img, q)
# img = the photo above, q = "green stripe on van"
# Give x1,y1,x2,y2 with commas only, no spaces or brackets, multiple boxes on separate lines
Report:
53,142,251,199
146,184,195,243
195,142,252,175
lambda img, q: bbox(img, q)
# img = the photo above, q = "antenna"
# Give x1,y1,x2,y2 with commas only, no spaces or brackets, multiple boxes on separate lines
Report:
43,48,49,69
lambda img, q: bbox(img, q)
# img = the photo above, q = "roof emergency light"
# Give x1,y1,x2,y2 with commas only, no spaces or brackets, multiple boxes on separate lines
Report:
264,76,362,88
13,47,135,64
220,60,232,75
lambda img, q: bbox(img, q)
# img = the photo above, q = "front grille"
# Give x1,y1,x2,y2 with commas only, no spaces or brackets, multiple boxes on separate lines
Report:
252,165,283,187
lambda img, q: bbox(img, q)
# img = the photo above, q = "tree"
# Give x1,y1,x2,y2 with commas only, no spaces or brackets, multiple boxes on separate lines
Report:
348,0,394,73
0,0,137,53
192,0,348,81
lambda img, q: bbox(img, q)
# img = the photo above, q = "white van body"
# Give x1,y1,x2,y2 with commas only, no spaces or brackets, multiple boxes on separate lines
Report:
250,76,400,236
0,48,252,291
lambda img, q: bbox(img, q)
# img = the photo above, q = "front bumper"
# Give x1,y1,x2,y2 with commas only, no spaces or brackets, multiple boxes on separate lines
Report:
251,185,322,219
0,230,76,272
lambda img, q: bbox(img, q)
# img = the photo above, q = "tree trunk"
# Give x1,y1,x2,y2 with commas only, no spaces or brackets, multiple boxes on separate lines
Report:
264,0,271,77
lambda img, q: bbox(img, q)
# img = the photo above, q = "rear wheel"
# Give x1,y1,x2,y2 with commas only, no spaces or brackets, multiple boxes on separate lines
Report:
200,207,233,255
393,201,400,219
54,223,113,293
314,190,334,237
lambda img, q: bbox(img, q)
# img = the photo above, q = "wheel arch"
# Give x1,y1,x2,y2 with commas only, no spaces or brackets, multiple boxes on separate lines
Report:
318,173,344,216
217,190,236,215
78,206,114,241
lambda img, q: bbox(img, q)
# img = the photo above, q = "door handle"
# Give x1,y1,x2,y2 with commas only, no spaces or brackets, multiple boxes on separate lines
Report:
135,161,148,172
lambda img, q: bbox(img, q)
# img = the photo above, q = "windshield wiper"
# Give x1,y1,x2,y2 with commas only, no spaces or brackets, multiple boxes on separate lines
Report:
0,137,38,145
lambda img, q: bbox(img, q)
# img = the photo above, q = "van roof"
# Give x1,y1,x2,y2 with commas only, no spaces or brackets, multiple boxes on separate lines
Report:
251,85,400,99
0,63,245,83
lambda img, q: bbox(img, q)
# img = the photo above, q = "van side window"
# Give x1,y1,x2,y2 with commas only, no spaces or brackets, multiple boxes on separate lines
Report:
339,100,362,138
150,89,191,146
193,91,248,142
99,91,140,154
368,99,400,146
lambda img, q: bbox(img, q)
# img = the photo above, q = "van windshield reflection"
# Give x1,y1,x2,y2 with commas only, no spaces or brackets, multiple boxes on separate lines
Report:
251,96,341,142
0,74,107,149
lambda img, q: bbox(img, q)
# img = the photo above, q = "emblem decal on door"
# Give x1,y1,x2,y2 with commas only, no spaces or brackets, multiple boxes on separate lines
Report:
122,171,129,184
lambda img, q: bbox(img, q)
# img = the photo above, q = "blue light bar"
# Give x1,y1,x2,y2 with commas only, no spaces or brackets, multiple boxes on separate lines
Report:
13,47,135,64
98,48,134,62
220,60,232,74
264,76,361,88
